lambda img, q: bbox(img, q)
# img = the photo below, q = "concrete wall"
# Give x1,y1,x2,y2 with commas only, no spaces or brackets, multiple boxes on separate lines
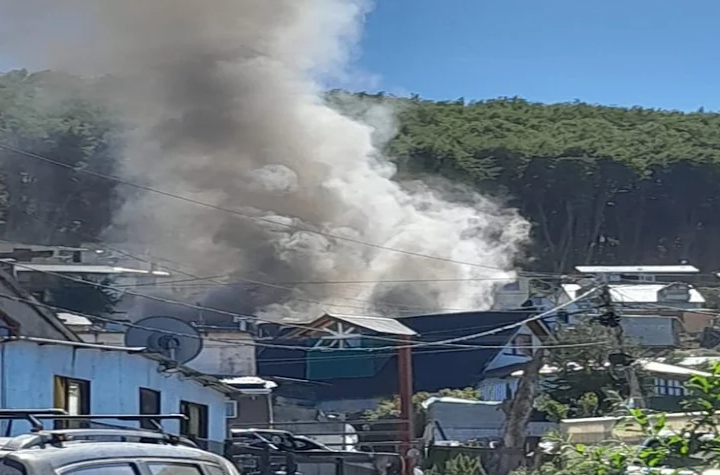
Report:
0,340,229,446
187,331,256,376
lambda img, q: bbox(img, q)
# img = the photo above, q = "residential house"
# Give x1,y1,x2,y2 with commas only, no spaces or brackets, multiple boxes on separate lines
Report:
257,311,550,414
0,267,78,341
480,359,710,412
221,376,276,427
549,281,707,346
0,336,236,453
0,267,239,453
421,397,556,447
574,265,700,284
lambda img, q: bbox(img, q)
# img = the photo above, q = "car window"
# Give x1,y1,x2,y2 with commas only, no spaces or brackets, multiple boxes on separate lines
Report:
66,464,137,475
148,463,203,475
204,466,225,475
0,460,25,475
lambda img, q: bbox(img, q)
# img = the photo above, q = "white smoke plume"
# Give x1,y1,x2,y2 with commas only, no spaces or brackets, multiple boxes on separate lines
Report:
0,0,531,321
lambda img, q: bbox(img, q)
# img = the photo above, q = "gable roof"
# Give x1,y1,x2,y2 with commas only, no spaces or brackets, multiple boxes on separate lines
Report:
286,313,417,338
0,268,79,341
257,311,539,401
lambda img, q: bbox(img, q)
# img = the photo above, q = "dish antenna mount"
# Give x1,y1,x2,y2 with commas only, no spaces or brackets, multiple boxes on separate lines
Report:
125,316,203,365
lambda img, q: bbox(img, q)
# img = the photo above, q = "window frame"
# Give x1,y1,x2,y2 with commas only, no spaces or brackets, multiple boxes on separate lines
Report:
139,388,162,429
147,461,204,475
179,400,209,440
59,461,139,475
509,333,533,357
53,375,91,429
225,400,238,419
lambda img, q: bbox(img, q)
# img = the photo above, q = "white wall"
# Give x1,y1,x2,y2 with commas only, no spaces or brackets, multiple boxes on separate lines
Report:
187,331,256,376
0,340,229,445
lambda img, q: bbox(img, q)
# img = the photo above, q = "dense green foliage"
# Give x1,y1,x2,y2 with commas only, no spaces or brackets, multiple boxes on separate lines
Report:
5,71,720,274
536,322,647,419
515,363,720,475
384,95,720,272
0,69,118,246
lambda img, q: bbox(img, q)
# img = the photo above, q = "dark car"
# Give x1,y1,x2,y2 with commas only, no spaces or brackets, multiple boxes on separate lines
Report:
227,428,402,475
0,410,240,475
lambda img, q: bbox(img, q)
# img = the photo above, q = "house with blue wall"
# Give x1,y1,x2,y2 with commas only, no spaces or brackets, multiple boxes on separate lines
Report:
0,336,237,453
257,311,550,413
0,266,238,453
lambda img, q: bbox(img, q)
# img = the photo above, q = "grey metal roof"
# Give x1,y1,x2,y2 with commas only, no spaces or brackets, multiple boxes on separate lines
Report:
326,313,417,336
13,264,171,276
575,265,699,274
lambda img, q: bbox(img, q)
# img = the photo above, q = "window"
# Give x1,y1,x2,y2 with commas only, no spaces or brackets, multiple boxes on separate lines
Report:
54,376,90,429
148,463,203,475
139,388,161,429
509,334,533,357
204,466,227,475
501,281,521,292
225,400,238,419
65,463,136,475
654,378,685,396
180,401,209,440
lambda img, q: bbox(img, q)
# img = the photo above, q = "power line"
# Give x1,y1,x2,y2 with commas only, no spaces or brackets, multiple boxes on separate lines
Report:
16,208,506,315
374,285,603,351
4,257,572,349
254,340,612,365
0,287,608,357
0,141,550,277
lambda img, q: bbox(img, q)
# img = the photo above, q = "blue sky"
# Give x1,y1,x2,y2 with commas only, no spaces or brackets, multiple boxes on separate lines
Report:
358,0,720,111
2,0,718,111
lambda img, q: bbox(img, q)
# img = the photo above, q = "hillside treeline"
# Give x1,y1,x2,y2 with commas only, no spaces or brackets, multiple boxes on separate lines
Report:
3,69,720,272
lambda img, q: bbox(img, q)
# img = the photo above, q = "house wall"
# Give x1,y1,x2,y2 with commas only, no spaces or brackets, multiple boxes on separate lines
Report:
477,377,519,402
483,325,542,373
227,394,271,426
0,273,76,341
0,340,229,449
187,331,256,376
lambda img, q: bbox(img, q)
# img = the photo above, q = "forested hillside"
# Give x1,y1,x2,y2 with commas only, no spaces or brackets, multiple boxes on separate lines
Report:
3,70,720,272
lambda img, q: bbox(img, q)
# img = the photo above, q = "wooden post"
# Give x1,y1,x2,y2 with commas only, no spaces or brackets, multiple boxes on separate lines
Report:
398,335,414,475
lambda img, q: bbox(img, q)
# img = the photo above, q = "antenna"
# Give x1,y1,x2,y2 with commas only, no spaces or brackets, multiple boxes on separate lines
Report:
125,316,203,365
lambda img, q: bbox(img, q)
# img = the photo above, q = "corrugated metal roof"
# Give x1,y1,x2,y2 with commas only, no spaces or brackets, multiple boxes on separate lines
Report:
14,264,170,276
327,314,417,336
562,283,705,304
575,265,699,274
610,284,705,303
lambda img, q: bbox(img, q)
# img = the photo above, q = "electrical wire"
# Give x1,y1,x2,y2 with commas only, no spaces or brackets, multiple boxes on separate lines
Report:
0,141,555,277
0,289,610,358
15,207,512,315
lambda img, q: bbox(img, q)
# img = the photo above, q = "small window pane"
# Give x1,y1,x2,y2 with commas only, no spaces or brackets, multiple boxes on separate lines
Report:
67,464,136,475
148,463,203,475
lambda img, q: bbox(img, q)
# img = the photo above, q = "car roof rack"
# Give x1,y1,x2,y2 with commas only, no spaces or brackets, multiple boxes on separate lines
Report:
0,410,196,449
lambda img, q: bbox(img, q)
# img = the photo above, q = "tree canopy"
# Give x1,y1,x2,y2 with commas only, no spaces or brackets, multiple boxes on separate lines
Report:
4,72,720,275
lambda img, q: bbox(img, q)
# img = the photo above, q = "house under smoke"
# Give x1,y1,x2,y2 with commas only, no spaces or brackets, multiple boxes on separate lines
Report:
257,311,549,413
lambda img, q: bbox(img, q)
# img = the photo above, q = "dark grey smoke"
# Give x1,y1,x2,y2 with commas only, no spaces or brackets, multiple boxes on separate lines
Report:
0,0,530,322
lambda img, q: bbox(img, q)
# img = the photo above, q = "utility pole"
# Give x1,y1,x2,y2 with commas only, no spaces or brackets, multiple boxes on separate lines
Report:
596,285,645,409
398,335,414,475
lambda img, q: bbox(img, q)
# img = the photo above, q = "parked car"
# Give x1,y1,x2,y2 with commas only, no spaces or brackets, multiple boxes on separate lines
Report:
228,428,402,475
0,409,240,475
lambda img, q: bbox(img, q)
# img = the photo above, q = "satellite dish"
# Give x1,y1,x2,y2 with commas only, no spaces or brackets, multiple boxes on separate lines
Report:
125,316,203,365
